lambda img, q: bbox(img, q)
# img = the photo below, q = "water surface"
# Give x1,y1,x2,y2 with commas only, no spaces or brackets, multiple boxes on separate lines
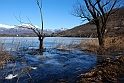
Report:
0,37,97,83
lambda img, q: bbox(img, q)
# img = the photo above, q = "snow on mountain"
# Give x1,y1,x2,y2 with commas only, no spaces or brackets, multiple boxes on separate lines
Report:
0,24,15,29
43,28,68,34
18,24,39,29
0,24,68,35
54,28,68,33
44,29,54,34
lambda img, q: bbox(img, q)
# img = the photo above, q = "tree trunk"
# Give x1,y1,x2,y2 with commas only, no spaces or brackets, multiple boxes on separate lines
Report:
96,25,105,48
98,34,104,47
96,25,106,54
39,36,44,50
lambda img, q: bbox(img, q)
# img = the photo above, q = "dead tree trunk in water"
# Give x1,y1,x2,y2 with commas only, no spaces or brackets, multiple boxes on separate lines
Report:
36,0,44,50
38,34,44,50
14,0,45,51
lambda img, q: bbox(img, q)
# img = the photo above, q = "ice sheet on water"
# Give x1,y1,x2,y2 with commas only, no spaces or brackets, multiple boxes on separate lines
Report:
5,74,18,80
30,66,37,70
24,54,39,62
28,46,38,50
44,59,61,65
6,63,18,68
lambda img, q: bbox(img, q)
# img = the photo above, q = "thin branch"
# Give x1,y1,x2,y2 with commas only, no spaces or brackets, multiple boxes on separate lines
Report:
13,13,23,24
14,14,41,36
36,0,44,34
102,0,111,8
26,16,41,35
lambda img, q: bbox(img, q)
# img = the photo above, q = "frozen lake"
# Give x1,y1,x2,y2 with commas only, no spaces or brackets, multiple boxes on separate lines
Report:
0,37,97,83
0,37,96,51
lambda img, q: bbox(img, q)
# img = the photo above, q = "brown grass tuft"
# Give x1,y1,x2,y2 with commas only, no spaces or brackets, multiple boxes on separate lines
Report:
81,36,124,55
74,41,85,49
104,37,124,52
0,51,14,69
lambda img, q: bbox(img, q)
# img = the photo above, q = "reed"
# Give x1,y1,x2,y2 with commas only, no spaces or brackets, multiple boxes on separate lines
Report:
79,36,124,55
0,51,14,69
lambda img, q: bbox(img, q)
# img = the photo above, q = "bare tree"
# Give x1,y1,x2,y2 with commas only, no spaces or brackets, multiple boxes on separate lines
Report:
15,0,44,51
72,0,123,47
35,0,44,50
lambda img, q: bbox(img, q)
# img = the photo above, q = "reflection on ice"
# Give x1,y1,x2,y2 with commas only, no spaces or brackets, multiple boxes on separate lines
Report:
45,59,61,65
24,54,39,62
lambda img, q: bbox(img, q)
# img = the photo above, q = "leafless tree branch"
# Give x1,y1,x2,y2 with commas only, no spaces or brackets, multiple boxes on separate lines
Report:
72,0,123,47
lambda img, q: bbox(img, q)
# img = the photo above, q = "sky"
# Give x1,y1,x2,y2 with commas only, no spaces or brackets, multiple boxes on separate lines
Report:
0,0,84,29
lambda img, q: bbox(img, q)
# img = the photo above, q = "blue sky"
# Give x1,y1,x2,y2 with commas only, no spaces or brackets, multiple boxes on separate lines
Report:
0,0,83,29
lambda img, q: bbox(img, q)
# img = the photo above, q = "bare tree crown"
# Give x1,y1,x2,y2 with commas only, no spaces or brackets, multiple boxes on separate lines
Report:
72,0,124,47
72,0,123,23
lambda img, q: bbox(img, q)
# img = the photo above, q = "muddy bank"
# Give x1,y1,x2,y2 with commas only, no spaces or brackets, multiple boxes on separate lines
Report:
76,36,124,83
77,55,124,83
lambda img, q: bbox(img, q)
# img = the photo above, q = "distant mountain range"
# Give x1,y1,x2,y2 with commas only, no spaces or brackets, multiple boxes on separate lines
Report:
0,24,68,36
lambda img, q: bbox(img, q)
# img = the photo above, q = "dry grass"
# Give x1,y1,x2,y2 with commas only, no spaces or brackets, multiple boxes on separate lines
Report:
80,36,124,55
0,51,14,69
51,41,68,52
74,41,85,49
104,36,124,52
